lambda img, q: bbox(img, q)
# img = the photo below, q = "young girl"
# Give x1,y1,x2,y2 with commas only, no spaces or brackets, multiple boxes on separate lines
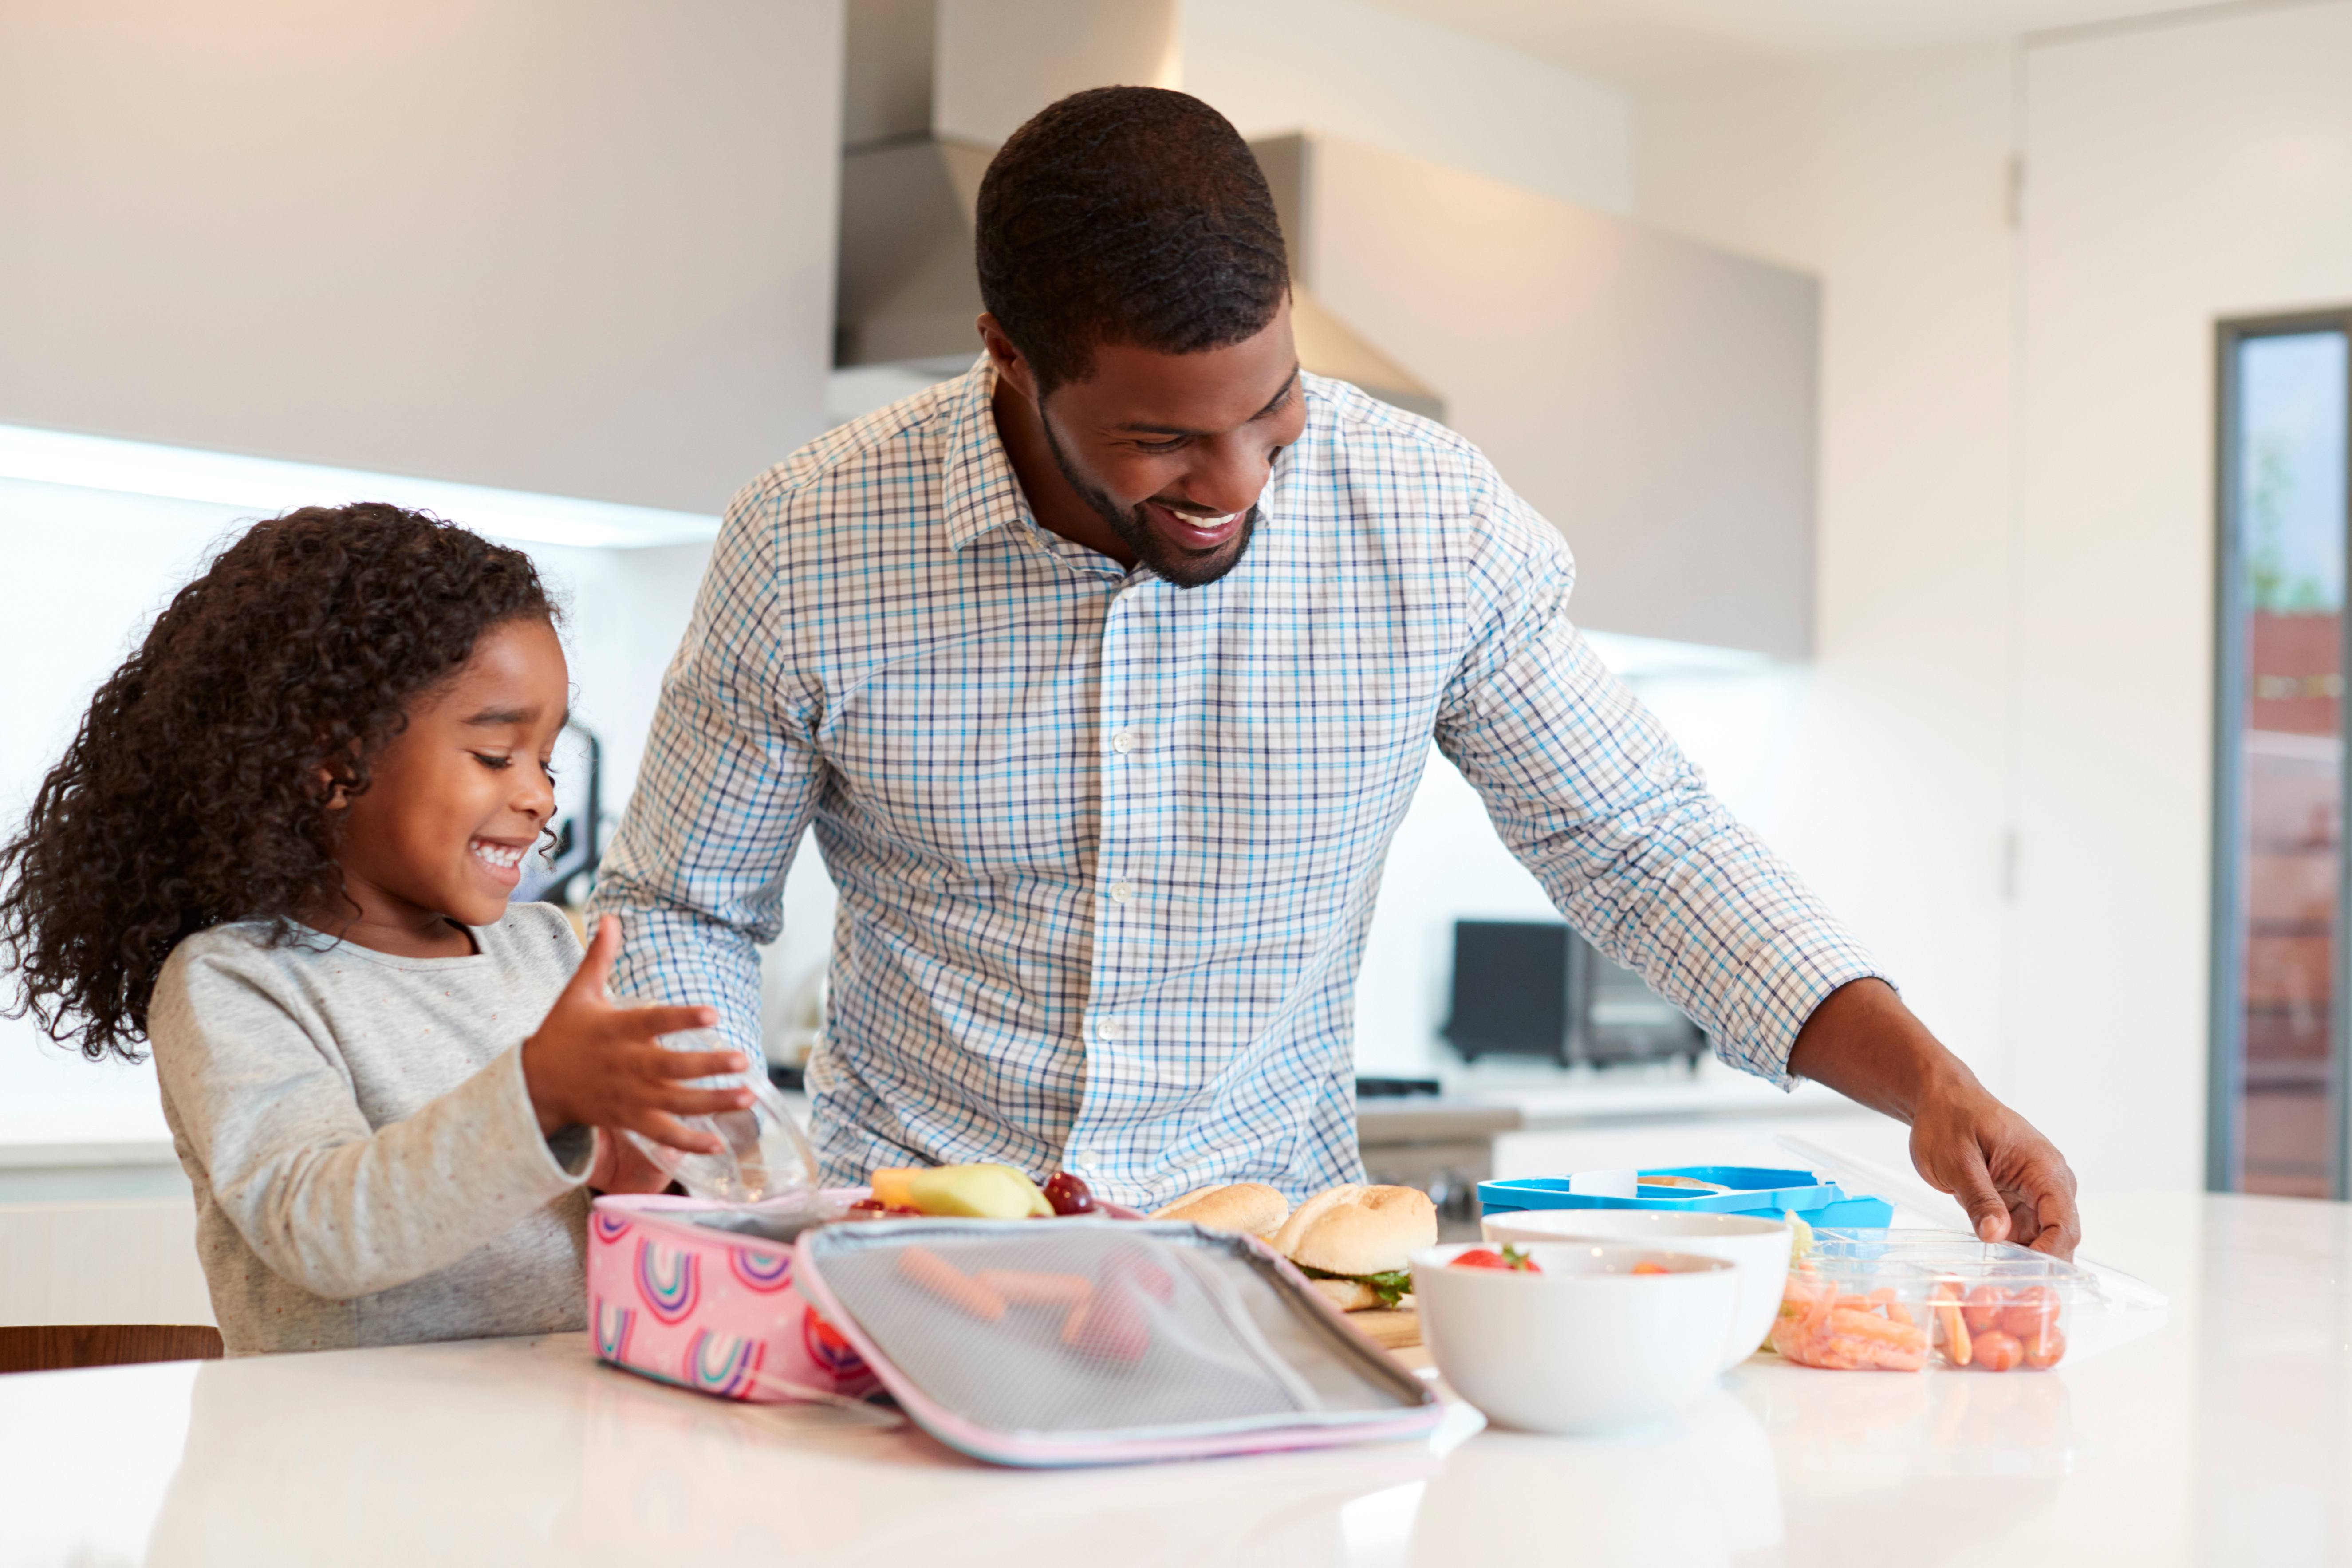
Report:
0,505,752,1354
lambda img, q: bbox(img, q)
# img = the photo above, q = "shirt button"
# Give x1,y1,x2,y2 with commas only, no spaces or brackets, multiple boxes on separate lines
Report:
1097,1021,1122,1043
1070,1147,1099,1167
1112,729,1138,754
1107,879,1133,904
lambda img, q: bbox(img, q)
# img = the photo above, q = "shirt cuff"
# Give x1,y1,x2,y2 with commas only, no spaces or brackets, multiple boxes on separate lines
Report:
1706,921,1889,1089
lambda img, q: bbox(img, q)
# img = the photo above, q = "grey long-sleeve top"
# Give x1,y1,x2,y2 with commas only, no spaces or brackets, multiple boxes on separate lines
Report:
148,904,594,1355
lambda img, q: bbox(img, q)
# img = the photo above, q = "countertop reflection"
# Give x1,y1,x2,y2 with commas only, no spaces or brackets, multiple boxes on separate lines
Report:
6,1192,2346,1567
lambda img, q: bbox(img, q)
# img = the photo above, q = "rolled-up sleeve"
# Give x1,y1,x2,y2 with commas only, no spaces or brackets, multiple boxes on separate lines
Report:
1432,470,1884,1085
587,489,824,1066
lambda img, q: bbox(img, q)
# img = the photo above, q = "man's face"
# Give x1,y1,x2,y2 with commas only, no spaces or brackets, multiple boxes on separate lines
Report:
1028,300,1308,588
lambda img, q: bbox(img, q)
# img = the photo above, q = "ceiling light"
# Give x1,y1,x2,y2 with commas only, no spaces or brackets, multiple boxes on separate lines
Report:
0,422,719,549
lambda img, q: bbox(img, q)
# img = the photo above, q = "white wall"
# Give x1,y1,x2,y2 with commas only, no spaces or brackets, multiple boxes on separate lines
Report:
2013,2,2352,1193
0,1,843,515
1630,50,2023,1111
1629,6,2352,1197
0,485,246,1145
1181,0,1633,214
1354,662,1816,1077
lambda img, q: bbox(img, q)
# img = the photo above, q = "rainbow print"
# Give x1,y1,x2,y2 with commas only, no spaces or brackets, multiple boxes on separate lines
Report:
634,1239,701,1324
802,1308,868,1380
592,1296,635,1363
728,1245,793,1292
686,1330,767,1400
591,1212,633,1246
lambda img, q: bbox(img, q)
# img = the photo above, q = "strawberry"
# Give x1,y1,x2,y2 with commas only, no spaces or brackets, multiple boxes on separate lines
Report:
1450,1244,1541,1273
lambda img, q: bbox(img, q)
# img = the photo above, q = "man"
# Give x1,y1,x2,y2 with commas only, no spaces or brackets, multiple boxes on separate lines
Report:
591,87,2080,1255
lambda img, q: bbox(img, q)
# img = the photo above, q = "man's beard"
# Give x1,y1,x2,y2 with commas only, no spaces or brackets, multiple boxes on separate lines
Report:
1039,412,1259,590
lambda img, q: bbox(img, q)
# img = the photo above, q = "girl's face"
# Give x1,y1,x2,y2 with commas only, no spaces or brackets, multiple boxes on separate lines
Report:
329,615,569,949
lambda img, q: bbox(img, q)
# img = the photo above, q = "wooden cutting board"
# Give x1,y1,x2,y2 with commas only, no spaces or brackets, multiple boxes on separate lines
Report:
1349,1307,1420,1351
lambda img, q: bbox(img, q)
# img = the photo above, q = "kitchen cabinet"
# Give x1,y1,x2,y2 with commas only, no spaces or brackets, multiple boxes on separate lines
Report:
1273,133,1821,660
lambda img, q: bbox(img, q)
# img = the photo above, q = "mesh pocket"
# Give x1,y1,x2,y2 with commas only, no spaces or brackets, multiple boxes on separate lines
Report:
806,1222,1421,1441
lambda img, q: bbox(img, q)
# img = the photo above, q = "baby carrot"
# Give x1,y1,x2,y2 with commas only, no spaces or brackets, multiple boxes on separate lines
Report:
1932,1283,1973,1367
898,1246,1007,1321
975,1269,1093,1306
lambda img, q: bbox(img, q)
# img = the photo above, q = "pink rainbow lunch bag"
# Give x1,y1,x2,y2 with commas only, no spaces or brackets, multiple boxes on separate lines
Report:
586,1191,878,1404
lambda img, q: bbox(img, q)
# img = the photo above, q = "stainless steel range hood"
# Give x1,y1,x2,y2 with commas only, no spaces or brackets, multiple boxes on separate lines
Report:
831,7,1444,420
834,133,994,370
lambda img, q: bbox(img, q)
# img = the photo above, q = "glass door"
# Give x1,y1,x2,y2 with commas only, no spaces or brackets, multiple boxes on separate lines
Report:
2214,315,2352,1198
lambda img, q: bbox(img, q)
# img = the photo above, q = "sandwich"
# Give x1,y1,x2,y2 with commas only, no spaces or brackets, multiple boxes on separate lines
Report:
1149,1182,1291,1237
1269,1184,1437,1311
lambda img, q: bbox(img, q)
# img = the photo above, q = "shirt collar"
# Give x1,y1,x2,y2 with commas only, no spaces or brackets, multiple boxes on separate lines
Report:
938,355,1028,552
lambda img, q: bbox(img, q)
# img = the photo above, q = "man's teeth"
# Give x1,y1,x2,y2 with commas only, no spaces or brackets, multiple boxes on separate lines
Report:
470,840,524,870
1176,511,1237,530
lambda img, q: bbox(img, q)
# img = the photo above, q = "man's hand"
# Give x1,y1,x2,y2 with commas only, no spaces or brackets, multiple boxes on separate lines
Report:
1789,979,2081,1258
522,916,751,1158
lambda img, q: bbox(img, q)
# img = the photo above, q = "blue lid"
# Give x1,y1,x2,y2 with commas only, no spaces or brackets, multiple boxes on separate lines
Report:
1477,1164,1873,1217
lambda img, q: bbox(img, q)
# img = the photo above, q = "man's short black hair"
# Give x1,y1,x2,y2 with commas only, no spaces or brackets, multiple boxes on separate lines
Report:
976,86,1290,395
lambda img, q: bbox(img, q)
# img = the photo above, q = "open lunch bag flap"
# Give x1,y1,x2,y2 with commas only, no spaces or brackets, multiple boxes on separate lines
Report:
789,1217,1444,1467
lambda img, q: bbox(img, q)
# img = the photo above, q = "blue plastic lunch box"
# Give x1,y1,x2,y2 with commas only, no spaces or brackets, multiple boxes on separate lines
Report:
1474,1165,1895,1228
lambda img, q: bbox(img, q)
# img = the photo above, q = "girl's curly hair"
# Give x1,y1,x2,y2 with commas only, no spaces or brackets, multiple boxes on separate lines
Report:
0,504,555,1062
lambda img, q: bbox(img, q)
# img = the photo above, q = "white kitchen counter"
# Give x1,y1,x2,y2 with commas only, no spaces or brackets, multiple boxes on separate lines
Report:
7,1192,2348,1567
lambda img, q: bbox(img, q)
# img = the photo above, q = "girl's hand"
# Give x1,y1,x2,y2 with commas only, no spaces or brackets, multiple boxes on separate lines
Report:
521,916,750,1156
586,1128,677,1194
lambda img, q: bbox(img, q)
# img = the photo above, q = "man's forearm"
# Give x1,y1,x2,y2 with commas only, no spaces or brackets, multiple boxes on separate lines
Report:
1786,977,1986,1125
1787,977,2082,1255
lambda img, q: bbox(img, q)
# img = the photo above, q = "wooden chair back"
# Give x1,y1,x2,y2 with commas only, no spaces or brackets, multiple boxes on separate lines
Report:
0,1324,225,1374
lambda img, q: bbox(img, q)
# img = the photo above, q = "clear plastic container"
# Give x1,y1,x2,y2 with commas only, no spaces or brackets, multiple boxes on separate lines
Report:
1770,1255,1937,1370
1777,1229,2087,1372
1917,1258,2075,1372
621,1028,819,1204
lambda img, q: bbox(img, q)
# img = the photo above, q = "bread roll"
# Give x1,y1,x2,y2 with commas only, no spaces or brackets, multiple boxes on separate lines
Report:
1267,1182,1365,1256
1148,1182,1291,1237
1284,1185,1437,1278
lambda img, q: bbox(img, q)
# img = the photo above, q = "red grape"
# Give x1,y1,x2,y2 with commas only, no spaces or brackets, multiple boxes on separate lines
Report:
1044,1171,1097,1216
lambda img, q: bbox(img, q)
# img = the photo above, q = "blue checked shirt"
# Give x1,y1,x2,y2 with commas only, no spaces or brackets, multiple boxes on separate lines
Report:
590,360,1881,1204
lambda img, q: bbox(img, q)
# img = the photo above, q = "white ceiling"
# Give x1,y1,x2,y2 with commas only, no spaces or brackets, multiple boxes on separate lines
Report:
1367,0,2243,85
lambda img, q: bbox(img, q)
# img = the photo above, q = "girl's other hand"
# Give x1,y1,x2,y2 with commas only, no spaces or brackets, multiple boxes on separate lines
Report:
521,916,749,1156
586,1128,676,1194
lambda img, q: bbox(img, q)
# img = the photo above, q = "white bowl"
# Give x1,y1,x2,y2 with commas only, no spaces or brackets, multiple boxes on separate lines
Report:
1410,1242,1740,1435
1480,1210,1793,1371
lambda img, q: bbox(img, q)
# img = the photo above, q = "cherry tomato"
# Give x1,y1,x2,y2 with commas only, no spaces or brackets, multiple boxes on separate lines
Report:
2000,1285,2060,1341
1044,1171,1097,1216
1972,1329,2024,1371
1962,1284,2009,1334
2021,1324,2067,1369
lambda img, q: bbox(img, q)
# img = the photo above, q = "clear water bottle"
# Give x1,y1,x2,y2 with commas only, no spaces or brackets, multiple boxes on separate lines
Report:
622,1027,819,1203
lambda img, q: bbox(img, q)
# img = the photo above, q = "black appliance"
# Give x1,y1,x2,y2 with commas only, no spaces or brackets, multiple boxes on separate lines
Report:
513,724,604,908
1440,918,1705,1070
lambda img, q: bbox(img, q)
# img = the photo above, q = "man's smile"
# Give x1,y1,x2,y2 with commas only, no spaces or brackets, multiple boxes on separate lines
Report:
1144,500,1245,552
